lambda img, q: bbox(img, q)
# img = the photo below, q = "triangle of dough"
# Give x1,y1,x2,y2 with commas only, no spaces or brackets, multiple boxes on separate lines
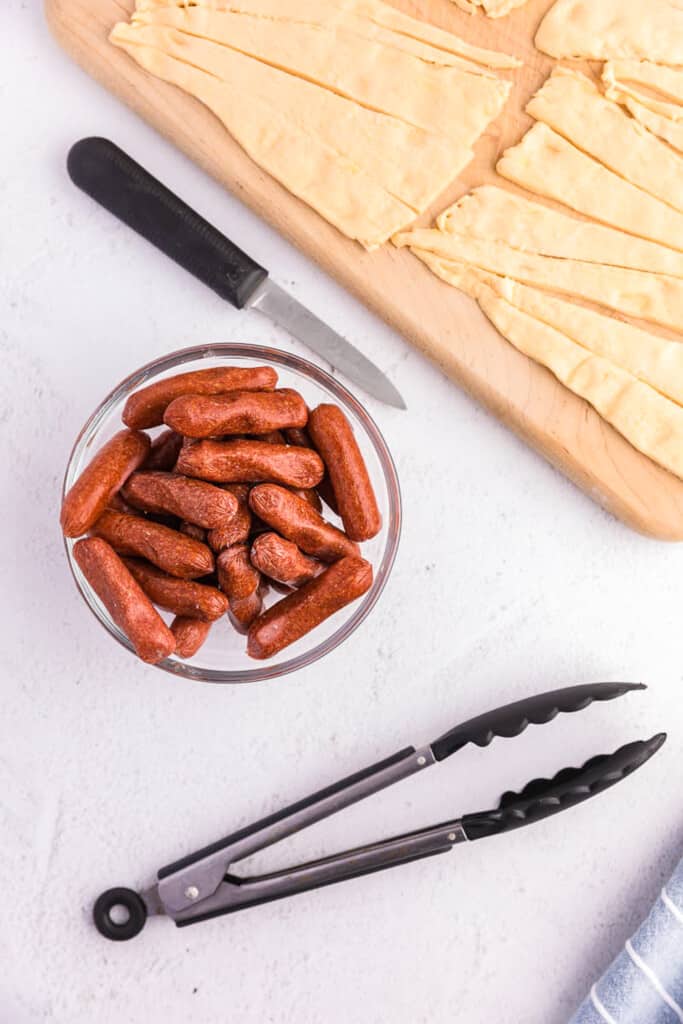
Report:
535,0,683,64
348,0,520,65
526,67,683,214
497,123,683,253
414,253,683,482
445,268,683,406
394,228,683,332
436,185,683,277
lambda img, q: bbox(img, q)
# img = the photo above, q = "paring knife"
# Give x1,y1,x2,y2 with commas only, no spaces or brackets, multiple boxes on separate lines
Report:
66,138,406,410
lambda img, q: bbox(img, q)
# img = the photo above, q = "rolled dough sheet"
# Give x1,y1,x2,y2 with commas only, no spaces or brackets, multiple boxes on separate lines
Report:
394,228,683,332
535,0,683,64
603,61,683,118
415,254,683,482
128,5,510,146
436,186,683,277
114,25,471,212
452,0,530,18
526,67,683,214
109,38,416,248
133,0,521,68
439,266,683,406
497,123,683,253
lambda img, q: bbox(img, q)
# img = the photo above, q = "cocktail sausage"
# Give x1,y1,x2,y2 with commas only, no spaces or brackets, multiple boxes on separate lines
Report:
61,429,150,538
247,557,373,659
123,366,278,429
73,538,175,664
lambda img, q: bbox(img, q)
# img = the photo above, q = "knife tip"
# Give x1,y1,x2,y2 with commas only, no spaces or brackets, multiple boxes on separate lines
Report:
390,397,408,411
380,386,407,411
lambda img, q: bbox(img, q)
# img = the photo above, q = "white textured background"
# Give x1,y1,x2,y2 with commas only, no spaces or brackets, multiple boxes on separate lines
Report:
2,3,682,1022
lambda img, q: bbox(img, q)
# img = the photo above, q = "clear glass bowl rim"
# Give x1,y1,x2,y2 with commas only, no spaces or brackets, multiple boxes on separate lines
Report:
62,342,402,684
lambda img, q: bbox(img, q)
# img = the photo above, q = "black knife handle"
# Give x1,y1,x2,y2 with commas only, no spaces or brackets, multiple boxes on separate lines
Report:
461,733,666,841
67,137,267,308
430,683,645,763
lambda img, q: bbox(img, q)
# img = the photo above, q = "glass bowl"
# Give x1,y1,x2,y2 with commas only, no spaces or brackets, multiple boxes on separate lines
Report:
63,343,401,683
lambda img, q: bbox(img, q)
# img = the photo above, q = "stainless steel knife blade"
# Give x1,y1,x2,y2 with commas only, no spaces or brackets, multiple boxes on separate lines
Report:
249,280,406,410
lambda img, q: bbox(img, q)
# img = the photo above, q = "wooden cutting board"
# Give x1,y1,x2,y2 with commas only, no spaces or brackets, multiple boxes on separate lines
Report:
45,0,683,540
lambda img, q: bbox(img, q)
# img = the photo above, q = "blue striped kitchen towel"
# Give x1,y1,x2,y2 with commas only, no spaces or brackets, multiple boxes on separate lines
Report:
570,856,683,1023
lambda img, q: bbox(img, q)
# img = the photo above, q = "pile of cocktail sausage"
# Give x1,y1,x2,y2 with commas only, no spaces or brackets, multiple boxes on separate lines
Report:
60,366,381,665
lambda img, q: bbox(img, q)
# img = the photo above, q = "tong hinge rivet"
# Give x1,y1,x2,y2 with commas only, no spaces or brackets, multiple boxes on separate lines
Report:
447,833,457,842
417,756,427,766
184,885,200,901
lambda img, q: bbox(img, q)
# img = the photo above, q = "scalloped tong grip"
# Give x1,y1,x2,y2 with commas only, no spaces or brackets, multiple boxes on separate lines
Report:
461,733,666,840
431,682,645,762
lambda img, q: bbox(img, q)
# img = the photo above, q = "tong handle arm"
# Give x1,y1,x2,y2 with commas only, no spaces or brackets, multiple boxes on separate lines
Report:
173,819,467,927
431,683,645,762
157,745,434,914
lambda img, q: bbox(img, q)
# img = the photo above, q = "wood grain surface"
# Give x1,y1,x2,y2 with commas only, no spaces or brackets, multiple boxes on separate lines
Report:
45,0,683,540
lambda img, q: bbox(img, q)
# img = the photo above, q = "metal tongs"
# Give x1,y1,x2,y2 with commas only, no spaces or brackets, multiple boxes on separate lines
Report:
94,683,665,940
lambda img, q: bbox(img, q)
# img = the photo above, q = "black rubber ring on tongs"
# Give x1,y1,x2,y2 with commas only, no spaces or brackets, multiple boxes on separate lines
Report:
93,887,148,941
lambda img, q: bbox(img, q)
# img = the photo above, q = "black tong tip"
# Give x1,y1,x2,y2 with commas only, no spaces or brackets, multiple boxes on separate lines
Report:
462,732,666,841
433,683,664,841
432,682,646,762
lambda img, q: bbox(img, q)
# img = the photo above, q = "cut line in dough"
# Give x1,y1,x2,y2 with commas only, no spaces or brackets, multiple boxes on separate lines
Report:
602,67,683,154
136,0,522,67
603,61,683,120
452,0,530,18
344,0,521,66
608,93,683,155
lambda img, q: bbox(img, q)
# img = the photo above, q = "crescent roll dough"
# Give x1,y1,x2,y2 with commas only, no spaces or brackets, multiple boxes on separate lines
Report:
452,0,530,18
497,124,683,253
111,0,516,248
436,186,683,278
536,0,683,64
394,228,683,332
412,255,683,482
526,68,683,214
